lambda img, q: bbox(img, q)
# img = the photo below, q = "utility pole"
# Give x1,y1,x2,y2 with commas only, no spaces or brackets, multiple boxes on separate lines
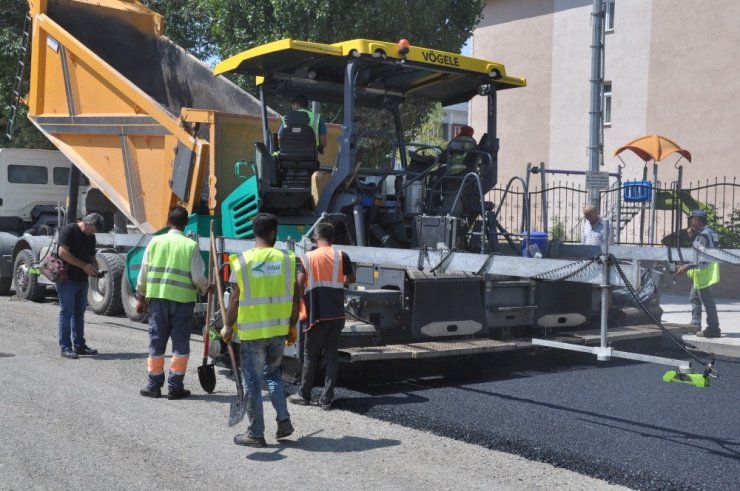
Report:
587,0,605,208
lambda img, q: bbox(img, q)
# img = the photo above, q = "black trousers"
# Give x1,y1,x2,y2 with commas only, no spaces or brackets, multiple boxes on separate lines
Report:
298,318,344,404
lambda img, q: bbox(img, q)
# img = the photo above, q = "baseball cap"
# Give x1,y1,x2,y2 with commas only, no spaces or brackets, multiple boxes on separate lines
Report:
689,209,707,219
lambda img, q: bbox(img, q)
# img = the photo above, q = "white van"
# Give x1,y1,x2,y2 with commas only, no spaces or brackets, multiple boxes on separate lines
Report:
0,148,87,235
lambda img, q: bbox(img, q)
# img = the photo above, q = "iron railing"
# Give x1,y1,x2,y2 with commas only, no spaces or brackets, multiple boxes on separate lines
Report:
489,176,740,247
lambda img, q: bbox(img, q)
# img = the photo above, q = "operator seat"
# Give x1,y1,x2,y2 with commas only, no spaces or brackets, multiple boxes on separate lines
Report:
277,110,319,188
426,135,478,215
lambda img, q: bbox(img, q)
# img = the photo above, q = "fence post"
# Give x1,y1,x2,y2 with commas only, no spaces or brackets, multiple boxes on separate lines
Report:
540,162,548,234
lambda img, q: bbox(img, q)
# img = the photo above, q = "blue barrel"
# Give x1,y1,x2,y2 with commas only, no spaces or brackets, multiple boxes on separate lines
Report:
521,231,549,257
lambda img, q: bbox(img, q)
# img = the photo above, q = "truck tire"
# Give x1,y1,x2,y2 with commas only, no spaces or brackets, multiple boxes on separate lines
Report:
13,249,46,302
88,252,124,316
121,259,146,323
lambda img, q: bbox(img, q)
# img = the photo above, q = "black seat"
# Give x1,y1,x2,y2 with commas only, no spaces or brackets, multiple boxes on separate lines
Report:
278,111,319,188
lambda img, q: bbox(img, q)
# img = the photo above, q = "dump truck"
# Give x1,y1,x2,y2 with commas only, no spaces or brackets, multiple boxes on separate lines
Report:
0,148,89,295
4,0,714,368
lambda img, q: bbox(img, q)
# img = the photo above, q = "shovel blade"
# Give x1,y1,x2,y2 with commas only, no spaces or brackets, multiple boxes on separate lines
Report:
228,396,246,427
197,363,217,393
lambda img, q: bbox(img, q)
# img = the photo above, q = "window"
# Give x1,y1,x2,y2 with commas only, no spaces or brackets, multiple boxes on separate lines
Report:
603,82,612,126
7,165,48,184
53,167,90,186
605,0,615,32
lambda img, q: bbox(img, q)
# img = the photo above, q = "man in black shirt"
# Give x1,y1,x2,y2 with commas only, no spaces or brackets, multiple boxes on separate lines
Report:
56,213,105,359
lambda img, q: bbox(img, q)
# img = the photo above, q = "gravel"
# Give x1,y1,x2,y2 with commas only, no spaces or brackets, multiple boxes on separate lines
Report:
0,295,625,490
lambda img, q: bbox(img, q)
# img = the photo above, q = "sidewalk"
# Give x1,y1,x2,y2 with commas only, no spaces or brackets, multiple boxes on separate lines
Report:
660,293,740,358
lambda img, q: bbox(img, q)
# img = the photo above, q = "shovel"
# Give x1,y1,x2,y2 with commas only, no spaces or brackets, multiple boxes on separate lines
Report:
197,221,217,393
211,232,246,426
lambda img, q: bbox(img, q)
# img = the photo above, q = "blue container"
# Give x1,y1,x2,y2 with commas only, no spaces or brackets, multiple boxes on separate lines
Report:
521,231,549,257
623,180,652,202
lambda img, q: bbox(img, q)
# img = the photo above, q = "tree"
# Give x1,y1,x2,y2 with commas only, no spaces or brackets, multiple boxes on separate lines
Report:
207,0,484,135
2,0,483,150
0,0,52,148
208,0,482,57
141,0,216,60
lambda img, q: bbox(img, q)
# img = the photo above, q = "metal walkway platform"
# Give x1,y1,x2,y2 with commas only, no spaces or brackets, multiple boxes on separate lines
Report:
338,323,695,362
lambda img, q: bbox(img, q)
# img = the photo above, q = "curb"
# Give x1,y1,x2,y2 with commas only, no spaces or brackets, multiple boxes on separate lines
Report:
682,334,740,359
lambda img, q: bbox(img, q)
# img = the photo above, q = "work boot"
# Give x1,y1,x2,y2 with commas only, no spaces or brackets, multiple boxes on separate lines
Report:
74,345,98,355
234,433,267,448
61,350,78,359
288,393,311,406
320,399,333,411
167,387,191,400
696,329,721,338
276,419,294,439
140,387,162,398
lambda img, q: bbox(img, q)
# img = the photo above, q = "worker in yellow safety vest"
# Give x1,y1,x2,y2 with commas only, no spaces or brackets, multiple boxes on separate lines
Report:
222,213,301,448
136,206,210,399
288,222,355,411
677,209,721,338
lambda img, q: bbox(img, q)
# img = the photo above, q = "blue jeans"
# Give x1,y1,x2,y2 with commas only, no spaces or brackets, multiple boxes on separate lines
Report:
56,279,89,352
240,336,290,438
690,285,720,332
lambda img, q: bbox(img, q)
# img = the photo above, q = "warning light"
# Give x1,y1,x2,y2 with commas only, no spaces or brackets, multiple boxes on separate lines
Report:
398,39,410,56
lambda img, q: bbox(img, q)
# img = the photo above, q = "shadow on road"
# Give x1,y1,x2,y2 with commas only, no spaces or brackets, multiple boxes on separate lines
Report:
245,430,401,461
92,352,149,361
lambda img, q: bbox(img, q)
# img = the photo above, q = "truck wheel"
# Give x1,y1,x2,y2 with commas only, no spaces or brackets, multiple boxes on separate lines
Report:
88,252,124,316
13,249,46,302
0,277,11,296
121,260,146,323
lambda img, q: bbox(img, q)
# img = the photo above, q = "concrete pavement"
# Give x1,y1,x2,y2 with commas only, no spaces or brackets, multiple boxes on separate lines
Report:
660,293,740,358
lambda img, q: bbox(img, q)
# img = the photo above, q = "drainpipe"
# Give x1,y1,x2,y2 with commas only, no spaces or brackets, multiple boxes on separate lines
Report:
588,0,604,209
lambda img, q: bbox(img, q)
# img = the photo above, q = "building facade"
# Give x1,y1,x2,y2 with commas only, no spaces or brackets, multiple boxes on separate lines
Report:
470,0,740,188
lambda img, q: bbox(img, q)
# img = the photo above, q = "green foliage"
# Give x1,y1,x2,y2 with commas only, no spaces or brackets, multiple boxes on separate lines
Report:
206,0,484,141
719,208,740,248
410,103,446,149
141,0,216,60
1,0,484,151
0,0,52,148
550,216,566,242
207,0,482,58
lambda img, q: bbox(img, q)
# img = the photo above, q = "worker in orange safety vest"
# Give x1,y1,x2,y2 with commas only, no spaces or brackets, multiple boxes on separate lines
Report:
288,222,355,410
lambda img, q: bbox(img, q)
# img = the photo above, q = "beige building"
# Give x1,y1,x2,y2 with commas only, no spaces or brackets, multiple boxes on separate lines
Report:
470,0,740,188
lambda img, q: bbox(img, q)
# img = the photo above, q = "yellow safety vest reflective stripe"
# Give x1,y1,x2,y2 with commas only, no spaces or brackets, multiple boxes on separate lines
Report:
145,234,198,303
231,247,295,341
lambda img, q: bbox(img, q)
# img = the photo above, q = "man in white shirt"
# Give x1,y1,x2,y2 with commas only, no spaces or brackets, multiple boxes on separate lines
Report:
581,204,613,246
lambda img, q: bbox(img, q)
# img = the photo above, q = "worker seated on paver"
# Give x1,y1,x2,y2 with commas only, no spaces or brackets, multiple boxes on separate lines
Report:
425,126,479,212
441,125,478,176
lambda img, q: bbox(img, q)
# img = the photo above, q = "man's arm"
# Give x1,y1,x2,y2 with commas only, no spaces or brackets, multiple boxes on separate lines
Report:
318,116,327,153
190,249,210,296
221,283,240,342
341,252,356,285
135,244,151,297
57,245,97,276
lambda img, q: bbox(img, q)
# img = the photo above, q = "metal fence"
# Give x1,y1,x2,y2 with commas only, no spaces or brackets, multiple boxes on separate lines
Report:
489,176,740,246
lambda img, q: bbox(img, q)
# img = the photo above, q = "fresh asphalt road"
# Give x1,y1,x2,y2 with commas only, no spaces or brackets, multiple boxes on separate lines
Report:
331,343,740,491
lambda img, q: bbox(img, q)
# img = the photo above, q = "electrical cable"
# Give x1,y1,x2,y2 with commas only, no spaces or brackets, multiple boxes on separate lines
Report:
608,253,717,379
